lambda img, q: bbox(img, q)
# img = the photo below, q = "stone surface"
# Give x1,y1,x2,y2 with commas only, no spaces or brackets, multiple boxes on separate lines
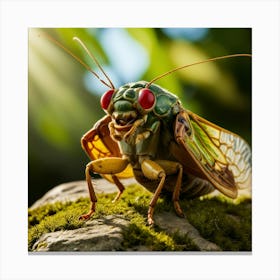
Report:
29,180,240,252
154,211,221,251
31,211,221,252
32,215,129,252
30,178,137,209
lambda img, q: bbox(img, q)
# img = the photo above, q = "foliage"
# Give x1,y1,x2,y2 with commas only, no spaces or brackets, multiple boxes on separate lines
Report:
28,185,251,251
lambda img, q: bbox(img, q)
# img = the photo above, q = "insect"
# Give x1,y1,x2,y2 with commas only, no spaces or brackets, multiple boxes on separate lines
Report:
45,33,252,225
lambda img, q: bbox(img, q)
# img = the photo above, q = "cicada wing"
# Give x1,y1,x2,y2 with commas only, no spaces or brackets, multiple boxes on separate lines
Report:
172,110,251,198
81,115,134,182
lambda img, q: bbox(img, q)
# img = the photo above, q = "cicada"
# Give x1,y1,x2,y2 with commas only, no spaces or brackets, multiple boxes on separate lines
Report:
77,51,252,225
46,34,251,225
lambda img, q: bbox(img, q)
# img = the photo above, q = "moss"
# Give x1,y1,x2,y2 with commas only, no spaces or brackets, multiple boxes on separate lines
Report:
28,184,251,251
122,219,177,251
181,196,252,251
28,199,88,250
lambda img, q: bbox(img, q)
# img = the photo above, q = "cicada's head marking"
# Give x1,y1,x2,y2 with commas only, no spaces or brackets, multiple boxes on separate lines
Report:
100,81,181,131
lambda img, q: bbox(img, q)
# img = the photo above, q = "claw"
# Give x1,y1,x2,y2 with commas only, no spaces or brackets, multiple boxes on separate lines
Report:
174,201,185,218
147,207,155,226
79,209,94,221
112,191,122,203
147,217,154,227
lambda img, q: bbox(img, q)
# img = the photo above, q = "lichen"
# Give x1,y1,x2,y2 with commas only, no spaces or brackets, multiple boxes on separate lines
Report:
28,184,251,251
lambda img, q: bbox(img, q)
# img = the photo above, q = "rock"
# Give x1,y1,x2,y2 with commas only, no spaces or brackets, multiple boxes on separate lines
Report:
154,211,221,251
30,178,137,209
31,212,221,252
30,180,247,252
32,215,129,252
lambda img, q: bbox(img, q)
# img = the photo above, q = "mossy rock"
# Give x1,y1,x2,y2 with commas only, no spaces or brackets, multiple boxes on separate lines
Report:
28,184,251,252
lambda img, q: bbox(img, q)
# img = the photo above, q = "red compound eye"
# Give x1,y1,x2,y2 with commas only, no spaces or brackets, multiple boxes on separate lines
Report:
100,89,114,110
138,88,155,110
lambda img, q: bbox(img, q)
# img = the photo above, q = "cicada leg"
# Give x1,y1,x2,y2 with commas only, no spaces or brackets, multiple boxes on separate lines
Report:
79,157,129,221
155,160,184,218
141,159,166,225
111,175,125,203
140,159,184,225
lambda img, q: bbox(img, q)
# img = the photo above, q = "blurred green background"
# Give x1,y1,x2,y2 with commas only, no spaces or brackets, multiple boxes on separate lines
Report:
28,28,251,206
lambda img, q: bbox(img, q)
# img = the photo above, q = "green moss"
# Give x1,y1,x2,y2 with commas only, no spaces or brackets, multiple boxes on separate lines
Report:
181,196,252,251
122,218,177,251
28,184,251,251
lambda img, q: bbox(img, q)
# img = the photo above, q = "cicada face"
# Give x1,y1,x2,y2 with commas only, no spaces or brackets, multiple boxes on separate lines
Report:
100,82,155,131
100,81,181,132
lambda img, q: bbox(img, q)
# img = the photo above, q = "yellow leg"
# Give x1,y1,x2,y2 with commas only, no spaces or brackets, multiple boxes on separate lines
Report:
155,160,184,218
141,159,166,225
79,157,129,220
141,159,184,225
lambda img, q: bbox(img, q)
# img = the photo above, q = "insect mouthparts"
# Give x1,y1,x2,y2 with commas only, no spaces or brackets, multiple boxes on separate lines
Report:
113,111,138,126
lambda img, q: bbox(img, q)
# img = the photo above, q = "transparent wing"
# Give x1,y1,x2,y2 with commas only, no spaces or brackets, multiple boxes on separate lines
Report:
173,110,251,198
81,115,134,182
195,112,251,190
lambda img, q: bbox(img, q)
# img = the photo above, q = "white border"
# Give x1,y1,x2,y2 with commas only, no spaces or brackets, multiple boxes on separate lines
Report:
1,1,280,280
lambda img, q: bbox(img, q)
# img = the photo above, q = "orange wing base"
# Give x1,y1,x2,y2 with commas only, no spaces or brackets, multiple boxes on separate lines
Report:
81,115,134,182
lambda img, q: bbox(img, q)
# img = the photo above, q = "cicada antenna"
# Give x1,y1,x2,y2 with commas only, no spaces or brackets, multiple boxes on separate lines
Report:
73,37,115,90
146,53,252,88
39,32,113,89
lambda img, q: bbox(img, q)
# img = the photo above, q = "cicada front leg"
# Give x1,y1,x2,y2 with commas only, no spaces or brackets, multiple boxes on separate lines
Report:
140,158,184,225
79,157,129,220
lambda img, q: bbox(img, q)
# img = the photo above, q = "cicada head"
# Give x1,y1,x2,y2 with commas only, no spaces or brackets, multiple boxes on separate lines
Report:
100,81,181,132
99,82,157,131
